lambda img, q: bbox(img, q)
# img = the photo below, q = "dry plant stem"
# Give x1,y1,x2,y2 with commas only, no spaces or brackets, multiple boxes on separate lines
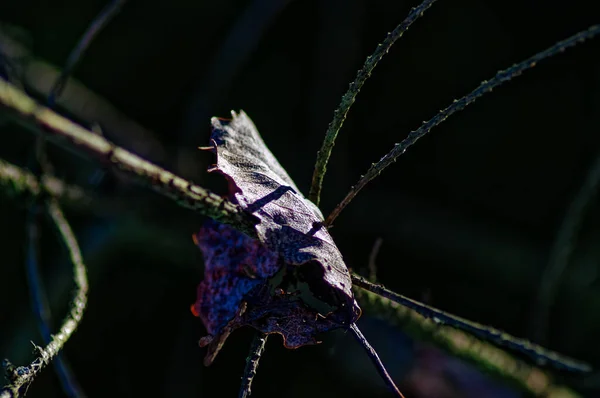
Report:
529,152,600,342
349,323,405,398
325,24,600,226
354,288,582,398
350,274,590,373
0,76,258,237
0,201,87,398
48,0,127,107
308,0,438,206
0,159,90,206
238,333,268,398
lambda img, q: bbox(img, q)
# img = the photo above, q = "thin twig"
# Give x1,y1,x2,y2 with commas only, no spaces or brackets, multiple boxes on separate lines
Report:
48,0,127,107
367,238,383,282
528,152,600,343
350,274,591,373
0,159,89,205
354,287,583,398
238,333,268,398
309,0,438,206
1,200,87,398
349,323,405,398
325,24,600,226
0,76,258,237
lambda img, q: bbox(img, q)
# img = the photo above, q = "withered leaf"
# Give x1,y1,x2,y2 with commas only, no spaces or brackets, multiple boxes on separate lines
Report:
210,111,358,308
192,111,360,364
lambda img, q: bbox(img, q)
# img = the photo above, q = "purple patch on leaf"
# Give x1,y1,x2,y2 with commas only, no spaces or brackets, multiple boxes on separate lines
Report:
192,219,279,336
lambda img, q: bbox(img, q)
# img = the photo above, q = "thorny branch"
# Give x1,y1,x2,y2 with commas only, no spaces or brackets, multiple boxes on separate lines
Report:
1,200,87,398
350,274,591,373
309,0,438,206
354,286,584,398
238,333,267,398
0,76,258,237
325,24,600,226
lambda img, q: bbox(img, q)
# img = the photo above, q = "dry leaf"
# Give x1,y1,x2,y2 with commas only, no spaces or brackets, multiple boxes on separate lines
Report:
192,111,360,364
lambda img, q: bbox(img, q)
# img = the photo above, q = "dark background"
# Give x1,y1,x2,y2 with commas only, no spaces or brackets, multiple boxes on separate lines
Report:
1,0,599,397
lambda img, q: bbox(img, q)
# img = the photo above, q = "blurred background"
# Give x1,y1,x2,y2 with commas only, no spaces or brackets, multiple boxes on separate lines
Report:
1,0,599,397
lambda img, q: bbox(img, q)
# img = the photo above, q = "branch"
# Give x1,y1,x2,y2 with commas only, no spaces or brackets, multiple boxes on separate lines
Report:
354,286,584,398
0,76,258,237
0,27,167,163
48,0,127,107
308,0,438,206
325,24,600,226
0,158,90,206
238,333,267,398
25,204,85,397
1,200,87,398
528,152,600,342
350,274,591,373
